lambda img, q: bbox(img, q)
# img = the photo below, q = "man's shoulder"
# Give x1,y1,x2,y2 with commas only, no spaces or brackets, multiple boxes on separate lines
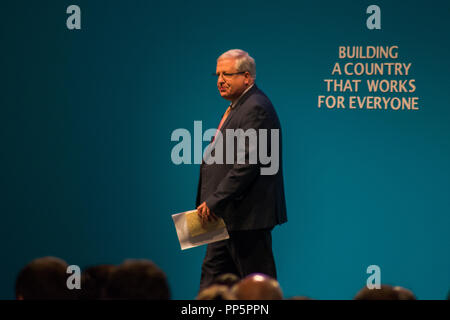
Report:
240,86,274,112
235,88,280,129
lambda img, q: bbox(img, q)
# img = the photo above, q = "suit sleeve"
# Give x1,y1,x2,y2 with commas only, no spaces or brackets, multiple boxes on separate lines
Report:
205,104,270,214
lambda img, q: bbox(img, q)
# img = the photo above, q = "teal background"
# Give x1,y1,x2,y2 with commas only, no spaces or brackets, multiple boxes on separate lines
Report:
1,0,449,299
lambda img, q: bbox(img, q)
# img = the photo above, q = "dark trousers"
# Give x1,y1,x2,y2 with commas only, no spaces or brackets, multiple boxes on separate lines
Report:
199,228,277,292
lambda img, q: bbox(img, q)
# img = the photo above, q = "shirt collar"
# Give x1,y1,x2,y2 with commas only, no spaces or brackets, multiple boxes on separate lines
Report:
230,83,255,109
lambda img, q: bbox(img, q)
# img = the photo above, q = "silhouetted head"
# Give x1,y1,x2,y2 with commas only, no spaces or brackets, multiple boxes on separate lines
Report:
16,256,75,300
104,259,170,300
79,264,116,300
354,284,416,300
393,286,416,300
231,273,283,300
196,285,236,300
212,273,240,288
288,296,314,300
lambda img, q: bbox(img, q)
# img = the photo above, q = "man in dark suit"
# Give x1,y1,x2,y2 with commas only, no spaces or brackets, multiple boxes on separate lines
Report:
196,49,287,291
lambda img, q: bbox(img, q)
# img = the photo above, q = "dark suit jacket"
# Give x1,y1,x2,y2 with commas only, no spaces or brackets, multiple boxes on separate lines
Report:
196,85,287,231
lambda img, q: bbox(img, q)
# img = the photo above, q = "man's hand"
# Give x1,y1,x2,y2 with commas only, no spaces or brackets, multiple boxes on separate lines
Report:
197,202,218,226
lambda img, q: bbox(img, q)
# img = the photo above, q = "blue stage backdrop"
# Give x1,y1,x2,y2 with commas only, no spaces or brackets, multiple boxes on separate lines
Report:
1,0,449,299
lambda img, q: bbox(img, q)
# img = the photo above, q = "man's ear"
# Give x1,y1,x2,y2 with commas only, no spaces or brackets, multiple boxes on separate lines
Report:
244,72,251,85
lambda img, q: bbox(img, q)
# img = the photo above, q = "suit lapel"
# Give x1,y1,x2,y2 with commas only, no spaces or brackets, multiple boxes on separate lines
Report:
220,85,258,130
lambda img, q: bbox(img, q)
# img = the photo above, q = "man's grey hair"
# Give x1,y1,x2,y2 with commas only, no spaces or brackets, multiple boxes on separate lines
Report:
218,49,256,79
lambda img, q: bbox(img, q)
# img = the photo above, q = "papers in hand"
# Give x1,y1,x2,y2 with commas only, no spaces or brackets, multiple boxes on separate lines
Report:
172,209,229,250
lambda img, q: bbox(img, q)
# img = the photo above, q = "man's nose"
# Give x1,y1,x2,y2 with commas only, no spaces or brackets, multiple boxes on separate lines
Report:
217,72,228,82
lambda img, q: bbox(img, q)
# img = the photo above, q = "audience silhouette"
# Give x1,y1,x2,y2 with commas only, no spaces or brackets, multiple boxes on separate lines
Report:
15,256,440,300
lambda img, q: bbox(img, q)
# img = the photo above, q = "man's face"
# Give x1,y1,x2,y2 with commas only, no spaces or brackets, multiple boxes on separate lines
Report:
216,58,250,101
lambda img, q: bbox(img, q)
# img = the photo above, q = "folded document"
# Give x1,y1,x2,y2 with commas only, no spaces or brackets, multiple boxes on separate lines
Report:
172,209,229,250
